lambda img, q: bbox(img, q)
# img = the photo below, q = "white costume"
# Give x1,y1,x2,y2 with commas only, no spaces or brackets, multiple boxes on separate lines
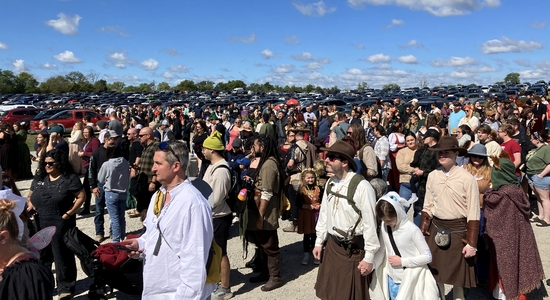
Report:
370,192,439,300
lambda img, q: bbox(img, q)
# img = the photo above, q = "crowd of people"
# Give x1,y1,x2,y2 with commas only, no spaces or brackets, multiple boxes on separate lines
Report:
0,93,549,299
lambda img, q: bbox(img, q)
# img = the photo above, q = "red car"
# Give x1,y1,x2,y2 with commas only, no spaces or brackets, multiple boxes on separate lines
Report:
29,109,108,133
0,108,43,125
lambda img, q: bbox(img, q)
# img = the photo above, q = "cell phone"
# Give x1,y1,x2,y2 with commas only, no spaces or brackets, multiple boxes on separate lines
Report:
28,209,37,216
114,244,141,253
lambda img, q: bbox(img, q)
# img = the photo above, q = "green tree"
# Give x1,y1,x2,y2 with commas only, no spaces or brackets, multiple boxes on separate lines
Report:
138,82,155,92
14,72,39,93
214,81,227,91
504,72,520,84
108,81,126,92
357,81,369,91
226,80,247,91
247,83,261,92
93,80,108,93
157,82,171,91
196,80,214,91
0,69,17,94
39,75,69,94
174,79,197,91
123,85,139,92
86,72,101,84
304,84,315,93
261,82,274,93
65,71,92,92
382,83,400,92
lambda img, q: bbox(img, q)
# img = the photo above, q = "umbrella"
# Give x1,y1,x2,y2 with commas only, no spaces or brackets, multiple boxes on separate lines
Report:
286,99,299,106
273,104,282,110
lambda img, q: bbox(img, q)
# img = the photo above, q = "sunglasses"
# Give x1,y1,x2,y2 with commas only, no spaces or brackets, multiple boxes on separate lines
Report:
326,154,343,162
43,161,56,167
469,155,486,160
346,131,352,135
159,142,180,162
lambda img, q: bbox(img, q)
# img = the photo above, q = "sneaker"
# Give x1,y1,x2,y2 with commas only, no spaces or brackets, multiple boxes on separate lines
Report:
95,235,106,243
212,286,233,300
232,216,239,224
313,258,320,265
301,252,310,265
57,292,73,300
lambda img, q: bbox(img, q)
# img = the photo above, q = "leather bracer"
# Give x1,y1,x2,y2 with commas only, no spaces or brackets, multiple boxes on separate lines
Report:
419,211,432,236
463,220,480,248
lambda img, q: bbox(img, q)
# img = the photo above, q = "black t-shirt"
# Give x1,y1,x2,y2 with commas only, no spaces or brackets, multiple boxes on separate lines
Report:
30,174,83,217
54,139,69,154
128,141,144,166
0,257,54,300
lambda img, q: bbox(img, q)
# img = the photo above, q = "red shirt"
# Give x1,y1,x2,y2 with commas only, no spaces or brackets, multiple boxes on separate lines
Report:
501,139,522,176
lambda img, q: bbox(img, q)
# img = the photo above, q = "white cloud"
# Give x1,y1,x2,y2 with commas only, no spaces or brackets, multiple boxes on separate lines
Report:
107,51,131,69
140,58,158,71
317,58,330,64
272,64,295,73
46,13,81,35
285,36,301,44
366,53,391,63
385,19,404,29
229,33,257,44
261,49,274,59
98,26,128,37
431,56,477,67
162,72,178,80
292,52,314,61
450,71,470,78
12,60,27,74
54,50,82,63
531,22,546,29
293,1,337,17
347,0,500,17
514,59,531,67
40,62,58,70
0,42,9,50
458,66,498,73
168,65,189,73
305,62,322,70
162,48,179,56
348,68,363,75
397,55,418,64
351,43,365,49
398,39,426,49
482,36,544,54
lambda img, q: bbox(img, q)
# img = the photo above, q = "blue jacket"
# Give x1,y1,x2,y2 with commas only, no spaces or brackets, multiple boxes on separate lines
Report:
226,150,245,171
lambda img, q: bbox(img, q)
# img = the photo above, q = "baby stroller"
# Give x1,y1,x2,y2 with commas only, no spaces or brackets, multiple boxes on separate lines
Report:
64,227,143,300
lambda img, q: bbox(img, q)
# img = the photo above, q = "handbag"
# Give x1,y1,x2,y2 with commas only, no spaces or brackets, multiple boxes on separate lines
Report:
434,225,451,248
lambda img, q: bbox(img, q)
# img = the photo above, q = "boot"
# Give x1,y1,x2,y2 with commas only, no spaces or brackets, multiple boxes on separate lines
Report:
261,254,284,291
249,250,269,283
245,248,260,269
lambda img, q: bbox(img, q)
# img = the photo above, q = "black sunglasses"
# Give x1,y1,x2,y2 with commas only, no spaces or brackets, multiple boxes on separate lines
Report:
346,131,352,135
469,154,486,160
326,154,343,162
159,142,180,162
43,161,56,167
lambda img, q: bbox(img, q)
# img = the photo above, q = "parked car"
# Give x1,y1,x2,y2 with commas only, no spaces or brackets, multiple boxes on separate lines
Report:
28,110,108,134
17,108,66,129
0,107,43,125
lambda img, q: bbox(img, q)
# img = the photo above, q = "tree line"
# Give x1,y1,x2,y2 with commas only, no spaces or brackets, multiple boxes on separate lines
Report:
0,69,534,95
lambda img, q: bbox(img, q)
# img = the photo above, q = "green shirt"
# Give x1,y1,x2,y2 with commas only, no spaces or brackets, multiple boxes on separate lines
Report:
526,144,550,175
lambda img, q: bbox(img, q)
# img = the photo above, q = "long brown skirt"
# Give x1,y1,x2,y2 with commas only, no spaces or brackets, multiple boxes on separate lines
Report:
315,237,370,300
426,217,477,288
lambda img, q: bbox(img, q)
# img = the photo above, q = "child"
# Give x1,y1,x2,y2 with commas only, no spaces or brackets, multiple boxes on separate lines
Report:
236,157,250,179
297,169,321,265
313,159,328,192
371,192,438,300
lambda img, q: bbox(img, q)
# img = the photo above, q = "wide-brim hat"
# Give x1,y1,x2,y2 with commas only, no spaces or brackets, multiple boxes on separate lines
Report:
428,136,467,156
320,140,357,172
241,122,253,131
466,143,488,157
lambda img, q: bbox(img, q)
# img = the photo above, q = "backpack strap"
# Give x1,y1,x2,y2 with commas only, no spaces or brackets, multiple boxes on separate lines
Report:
210,164,233,199
326,174,364,236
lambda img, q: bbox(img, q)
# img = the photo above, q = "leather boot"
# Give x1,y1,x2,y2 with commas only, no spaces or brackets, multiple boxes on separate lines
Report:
420,211,432,236
261,254,284,291
245,248,260,269
249,250,269,283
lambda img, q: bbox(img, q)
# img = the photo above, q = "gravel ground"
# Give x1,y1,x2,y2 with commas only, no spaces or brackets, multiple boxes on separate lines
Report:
18,155,549,300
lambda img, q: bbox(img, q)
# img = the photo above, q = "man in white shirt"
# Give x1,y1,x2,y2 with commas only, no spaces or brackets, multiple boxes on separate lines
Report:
313,140,379,300
124,141,215,299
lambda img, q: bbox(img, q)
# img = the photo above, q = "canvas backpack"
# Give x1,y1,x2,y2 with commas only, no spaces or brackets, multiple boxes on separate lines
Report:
211,164,243,213
325,174,364,236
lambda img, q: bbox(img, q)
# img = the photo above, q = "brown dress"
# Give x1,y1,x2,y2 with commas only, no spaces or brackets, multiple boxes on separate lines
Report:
297,185,320,235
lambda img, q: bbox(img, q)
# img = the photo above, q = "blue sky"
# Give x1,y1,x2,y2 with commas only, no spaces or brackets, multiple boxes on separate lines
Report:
1,0,549,89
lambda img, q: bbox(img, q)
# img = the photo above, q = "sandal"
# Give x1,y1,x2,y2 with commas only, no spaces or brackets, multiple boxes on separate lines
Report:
127,209,138,216
536,220,550,227
530,216,541,223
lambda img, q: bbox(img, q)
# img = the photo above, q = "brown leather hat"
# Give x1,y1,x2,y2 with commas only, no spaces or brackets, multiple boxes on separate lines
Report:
320,140,358,172
428,136,467,156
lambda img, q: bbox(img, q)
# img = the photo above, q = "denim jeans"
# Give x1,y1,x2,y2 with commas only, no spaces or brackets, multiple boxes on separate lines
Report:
94,183,106,236
105,191,127,242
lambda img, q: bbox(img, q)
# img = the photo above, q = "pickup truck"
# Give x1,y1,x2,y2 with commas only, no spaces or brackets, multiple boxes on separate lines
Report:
29,109,108,134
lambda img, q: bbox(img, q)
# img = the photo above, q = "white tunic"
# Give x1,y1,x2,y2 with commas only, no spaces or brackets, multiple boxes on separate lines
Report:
137,179,215,300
